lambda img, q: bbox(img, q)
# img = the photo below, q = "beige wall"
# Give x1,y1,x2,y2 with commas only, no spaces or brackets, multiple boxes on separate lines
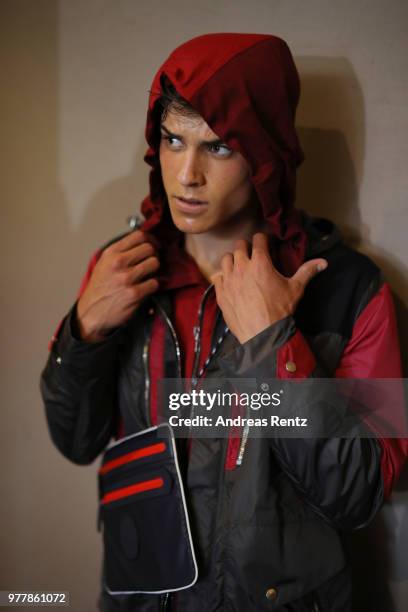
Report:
1,1,407,610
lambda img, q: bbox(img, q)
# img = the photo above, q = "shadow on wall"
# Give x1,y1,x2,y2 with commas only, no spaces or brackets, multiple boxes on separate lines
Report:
296,56,365,246
296,56,408,377
295,57,408,612
69,128,148,288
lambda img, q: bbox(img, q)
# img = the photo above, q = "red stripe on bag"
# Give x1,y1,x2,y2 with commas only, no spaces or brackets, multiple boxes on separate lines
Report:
99,442,166,475
101,477,164,505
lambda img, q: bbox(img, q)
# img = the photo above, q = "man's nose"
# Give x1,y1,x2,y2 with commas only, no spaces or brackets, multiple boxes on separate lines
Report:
177,150,205,187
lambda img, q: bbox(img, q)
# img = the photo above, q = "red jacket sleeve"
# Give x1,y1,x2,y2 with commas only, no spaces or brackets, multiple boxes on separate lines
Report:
334,282,408,499
274,282,407,501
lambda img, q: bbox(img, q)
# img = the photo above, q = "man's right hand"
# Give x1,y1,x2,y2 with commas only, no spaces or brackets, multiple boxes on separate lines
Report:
76,230,160,342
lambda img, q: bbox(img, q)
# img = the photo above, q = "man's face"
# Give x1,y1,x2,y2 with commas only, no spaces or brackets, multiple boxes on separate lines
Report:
159,110,258,234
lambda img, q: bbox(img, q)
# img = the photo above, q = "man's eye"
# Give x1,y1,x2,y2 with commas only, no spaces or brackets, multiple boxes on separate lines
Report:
208,143,232,157
162,135,183,148
160,134,232,157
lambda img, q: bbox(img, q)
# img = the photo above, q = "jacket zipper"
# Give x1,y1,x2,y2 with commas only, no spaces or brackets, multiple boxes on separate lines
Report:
152,297,182,379
189,286,249,466
142,299,182,427
191,284,214,387
189,285,215,432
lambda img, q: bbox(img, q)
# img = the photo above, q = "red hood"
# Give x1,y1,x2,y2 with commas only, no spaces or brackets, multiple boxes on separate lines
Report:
139,32,307,276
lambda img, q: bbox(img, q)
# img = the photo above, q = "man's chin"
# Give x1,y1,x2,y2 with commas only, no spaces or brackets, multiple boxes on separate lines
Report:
171,215,212,235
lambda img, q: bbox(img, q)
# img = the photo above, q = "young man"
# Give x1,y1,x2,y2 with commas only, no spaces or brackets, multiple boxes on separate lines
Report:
41,33,406,611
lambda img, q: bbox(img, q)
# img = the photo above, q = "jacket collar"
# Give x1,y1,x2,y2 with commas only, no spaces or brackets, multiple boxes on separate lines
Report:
156,235,209,291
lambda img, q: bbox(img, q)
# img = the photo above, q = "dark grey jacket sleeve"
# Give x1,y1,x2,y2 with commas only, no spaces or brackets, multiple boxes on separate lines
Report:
217,316,384,531
40,303,123,465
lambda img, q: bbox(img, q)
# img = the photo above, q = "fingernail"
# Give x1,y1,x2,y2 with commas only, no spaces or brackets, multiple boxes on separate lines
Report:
317,262,327,272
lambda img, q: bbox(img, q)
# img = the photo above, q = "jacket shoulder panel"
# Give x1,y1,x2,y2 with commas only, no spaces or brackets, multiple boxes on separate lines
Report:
296,243,382,339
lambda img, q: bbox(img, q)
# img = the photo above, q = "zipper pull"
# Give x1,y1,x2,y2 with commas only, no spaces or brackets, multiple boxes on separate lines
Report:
192,326,200,390
236,424,250,466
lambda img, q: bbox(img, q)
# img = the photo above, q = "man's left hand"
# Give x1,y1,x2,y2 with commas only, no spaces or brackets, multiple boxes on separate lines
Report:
211,233,328,344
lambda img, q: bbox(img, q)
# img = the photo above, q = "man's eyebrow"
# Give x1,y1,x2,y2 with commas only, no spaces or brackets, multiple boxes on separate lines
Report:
160,123,227,146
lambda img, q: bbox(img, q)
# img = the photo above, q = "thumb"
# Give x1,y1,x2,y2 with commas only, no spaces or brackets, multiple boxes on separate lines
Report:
291,258,328,289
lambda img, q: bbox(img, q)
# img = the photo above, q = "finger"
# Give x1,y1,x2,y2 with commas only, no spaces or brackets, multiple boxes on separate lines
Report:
220,252,233,276
127,256,160,283
251,232,269,255
233,239,250,261
113,230,147,252
122,242,157,267
127,277,160,305
291,258,328,290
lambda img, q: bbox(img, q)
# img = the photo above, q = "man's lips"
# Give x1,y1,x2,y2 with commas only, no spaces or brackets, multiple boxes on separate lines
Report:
176,196,208,204
173,196,209,213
